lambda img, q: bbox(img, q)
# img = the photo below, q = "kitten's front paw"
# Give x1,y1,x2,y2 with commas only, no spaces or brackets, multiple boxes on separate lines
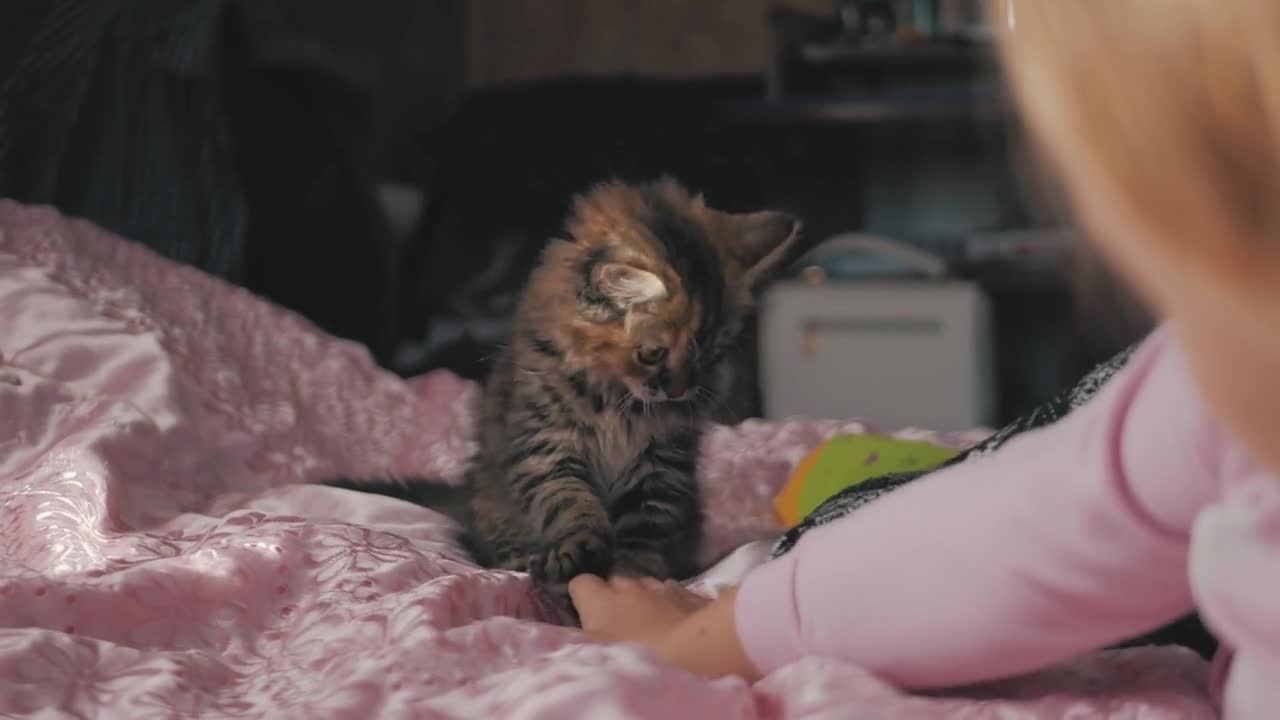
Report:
529,530,613,585
612,550,672,579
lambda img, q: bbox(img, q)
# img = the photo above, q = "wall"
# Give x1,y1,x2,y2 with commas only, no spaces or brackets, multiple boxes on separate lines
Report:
283,0,836,176
284,0,467,180
281,0,1009,242
464,0,830,88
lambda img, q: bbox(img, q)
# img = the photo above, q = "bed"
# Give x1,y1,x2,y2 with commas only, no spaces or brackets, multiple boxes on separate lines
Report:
0,201,1216,718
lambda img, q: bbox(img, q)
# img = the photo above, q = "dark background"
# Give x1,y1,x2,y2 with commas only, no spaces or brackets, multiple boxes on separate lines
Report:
0,0,1152,425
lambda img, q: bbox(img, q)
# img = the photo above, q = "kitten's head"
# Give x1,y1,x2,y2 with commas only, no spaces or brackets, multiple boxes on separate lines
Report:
524,179,802,404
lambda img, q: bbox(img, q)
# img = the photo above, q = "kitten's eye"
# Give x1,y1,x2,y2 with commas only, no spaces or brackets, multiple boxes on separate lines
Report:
635,345,668,367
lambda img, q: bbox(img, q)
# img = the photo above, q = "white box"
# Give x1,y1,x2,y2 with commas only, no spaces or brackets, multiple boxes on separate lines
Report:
758,280,995,431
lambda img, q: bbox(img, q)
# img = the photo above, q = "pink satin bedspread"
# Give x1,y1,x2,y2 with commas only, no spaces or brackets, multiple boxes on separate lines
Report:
0,201,1216,718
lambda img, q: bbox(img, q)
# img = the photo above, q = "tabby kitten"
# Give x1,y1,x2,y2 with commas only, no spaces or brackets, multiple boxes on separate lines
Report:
337,179,801,588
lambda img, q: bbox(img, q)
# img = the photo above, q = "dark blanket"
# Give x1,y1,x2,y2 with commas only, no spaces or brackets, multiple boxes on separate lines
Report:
0,0,398,362
774,341,1218,658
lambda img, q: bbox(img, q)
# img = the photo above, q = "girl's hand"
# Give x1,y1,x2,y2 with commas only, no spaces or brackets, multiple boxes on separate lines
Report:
568,575,761,681
568,574,709,646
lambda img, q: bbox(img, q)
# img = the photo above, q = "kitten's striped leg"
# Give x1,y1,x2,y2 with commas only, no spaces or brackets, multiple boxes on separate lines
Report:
507,446,614,585
610,438,703,580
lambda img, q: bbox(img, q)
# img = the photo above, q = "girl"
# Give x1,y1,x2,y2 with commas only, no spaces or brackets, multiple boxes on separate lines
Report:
568,2,1280,716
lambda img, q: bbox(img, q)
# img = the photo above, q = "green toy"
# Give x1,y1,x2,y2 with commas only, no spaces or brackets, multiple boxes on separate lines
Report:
774,434,959,526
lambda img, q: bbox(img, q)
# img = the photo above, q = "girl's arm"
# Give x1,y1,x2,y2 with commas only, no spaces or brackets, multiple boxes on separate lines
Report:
577,327,1226,688
655,587,758,680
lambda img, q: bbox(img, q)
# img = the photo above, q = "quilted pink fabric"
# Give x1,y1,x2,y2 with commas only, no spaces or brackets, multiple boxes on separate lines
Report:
0,201,1216,718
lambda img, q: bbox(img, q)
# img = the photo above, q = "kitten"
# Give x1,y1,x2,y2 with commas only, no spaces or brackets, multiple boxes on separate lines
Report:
334,179,801,589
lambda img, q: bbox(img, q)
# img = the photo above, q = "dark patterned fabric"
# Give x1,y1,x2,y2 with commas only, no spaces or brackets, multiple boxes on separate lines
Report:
773,342,1140,557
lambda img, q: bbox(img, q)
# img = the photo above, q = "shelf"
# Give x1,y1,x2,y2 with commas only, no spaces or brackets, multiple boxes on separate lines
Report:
797,41,991,67
712,92,1005,128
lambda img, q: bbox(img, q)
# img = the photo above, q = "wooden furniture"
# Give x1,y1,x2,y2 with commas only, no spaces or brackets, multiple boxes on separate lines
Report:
709,9,1097,424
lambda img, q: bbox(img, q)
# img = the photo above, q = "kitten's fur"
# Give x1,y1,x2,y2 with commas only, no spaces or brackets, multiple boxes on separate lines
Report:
335,179,801,589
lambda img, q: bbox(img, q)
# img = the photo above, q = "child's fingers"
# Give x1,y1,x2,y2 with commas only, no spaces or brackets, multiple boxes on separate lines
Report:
608,575,643,591
637,577,667,592
568,573,609,603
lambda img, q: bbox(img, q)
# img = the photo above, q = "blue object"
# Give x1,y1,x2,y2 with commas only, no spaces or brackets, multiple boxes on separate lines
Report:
812,250,927,278
799,232,950,279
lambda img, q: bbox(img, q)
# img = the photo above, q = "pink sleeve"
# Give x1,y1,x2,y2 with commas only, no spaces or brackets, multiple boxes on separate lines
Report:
735,328,1225,688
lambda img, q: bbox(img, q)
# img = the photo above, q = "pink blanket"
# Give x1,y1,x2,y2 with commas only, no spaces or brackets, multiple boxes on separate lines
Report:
0,202,1216,718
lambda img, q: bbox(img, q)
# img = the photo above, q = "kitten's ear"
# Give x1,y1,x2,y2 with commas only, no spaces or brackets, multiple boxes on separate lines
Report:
591,263,668,307
735,211,803,289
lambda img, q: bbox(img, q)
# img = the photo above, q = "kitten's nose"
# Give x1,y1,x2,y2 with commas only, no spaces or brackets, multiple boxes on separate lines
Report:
665,369,692,400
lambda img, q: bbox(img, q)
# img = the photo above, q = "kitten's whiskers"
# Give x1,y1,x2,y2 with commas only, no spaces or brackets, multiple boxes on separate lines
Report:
694,384,732,419
514,365,549,379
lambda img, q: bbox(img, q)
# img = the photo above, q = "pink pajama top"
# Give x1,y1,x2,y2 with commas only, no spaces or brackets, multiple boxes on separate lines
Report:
736,326,1279,718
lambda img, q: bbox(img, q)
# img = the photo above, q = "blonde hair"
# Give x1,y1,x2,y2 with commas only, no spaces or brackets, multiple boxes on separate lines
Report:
991,1,1280,276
